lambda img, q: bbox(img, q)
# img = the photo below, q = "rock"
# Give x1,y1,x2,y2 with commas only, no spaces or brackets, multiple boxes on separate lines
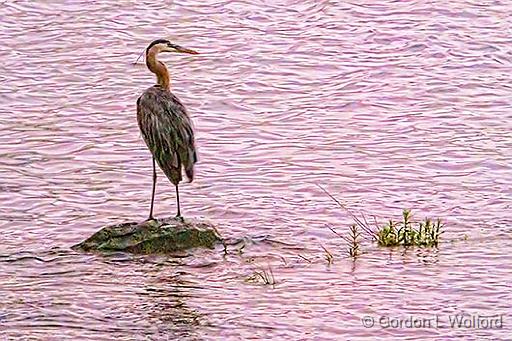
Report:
72,217,223,254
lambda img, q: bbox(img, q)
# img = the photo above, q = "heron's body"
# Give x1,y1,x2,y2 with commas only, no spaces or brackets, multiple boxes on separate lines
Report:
137,86,197,185
136,39,199,219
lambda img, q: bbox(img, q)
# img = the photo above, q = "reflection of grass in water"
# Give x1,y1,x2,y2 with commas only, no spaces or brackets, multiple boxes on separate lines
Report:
318,185,443,255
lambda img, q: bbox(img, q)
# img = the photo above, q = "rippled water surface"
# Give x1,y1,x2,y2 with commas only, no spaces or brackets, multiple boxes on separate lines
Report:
1,0,511,339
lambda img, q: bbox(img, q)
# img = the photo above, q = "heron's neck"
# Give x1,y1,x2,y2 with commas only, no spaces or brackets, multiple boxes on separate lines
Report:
146,50,171,90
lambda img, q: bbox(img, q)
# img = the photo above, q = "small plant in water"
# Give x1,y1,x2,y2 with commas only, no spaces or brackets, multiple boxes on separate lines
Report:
376,209,442,247
324,224,362,258
321,245,334,264
246,265,276,287
347,224,361,257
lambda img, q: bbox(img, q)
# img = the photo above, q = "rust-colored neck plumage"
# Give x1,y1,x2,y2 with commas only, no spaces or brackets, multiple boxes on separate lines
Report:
146,49,171,90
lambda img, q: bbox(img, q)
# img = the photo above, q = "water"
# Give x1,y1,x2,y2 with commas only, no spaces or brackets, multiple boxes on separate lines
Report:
1,0,511,339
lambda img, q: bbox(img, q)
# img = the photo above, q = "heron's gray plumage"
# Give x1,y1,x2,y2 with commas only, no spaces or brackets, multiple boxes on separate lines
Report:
137,85,197,186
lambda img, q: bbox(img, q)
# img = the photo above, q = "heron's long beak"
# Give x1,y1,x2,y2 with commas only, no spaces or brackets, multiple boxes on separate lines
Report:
174,45,199,55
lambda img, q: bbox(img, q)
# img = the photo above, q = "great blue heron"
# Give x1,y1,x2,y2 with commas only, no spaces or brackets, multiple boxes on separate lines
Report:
137,39,199,220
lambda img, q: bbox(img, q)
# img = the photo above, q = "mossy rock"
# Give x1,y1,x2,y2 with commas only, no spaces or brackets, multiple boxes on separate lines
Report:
72,217,223,254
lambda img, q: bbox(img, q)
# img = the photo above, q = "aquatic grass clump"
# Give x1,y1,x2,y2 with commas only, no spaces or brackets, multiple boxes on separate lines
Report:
317,185,444,250
376,209,443,247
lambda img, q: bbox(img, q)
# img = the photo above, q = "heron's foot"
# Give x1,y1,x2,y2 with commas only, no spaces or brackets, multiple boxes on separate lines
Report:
146,216,156,222
175,214,185,223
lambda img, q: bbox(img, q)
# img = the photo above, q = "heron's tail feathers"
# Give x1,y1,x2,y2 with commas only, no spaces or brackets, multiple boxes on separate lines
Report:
155,148,197,185
185,167,194,182
185,149,197,182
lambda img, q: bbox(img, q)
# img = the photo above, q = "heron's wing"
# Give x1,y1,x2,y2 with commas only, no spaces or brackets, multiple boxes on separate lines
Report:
137,88,197,185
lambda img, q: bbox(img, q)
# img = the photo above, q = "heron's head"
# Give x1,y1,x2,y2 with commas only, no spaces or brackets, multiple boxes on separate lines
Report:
146,39,199,56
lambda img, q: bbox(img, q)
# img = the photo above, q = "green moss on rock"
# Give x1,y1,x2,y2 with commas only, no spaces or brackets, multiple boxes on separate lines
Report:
72,217,223,254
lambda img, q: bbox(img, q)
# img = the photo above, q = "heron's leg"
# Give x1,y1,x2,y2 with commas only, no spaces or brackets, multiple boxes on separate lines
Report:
148,157,157,220
175,184,181,218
